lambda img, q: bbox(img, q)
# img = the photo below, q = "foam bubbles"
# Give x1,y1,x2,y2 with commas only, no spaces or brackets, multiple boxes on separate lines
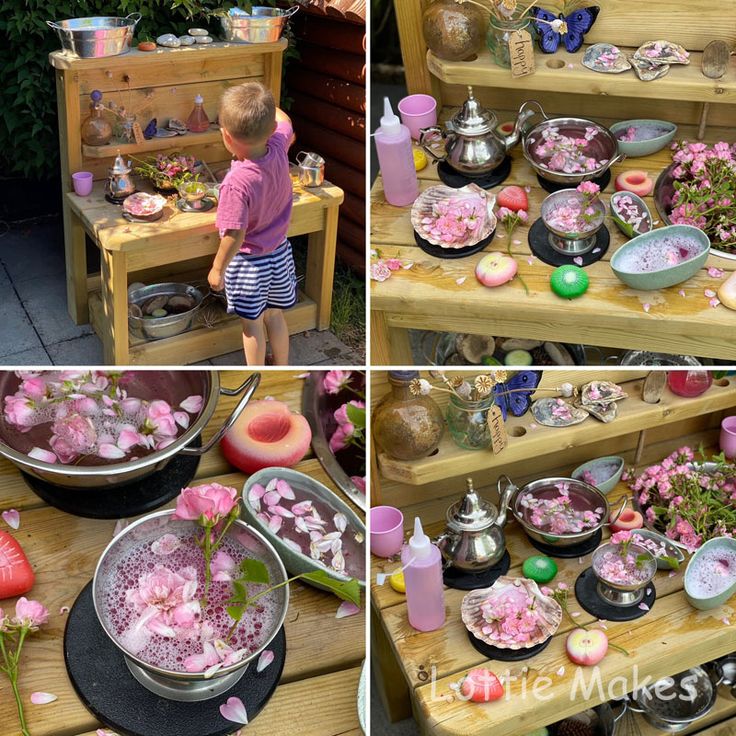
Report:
616,236,706,274
687,547,736,599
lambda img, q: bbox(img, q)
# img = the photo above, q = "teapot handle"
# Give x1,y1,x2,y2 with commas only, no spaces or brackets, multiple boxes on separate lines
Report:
419,126,446,163
516,100,547,137
495,474,518,527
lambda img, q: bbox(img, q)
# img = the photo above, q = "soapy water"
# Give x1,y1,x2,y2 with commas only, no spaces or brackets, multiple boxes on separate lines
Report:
687,546,736,599
615,236,706,273
617,125,671,142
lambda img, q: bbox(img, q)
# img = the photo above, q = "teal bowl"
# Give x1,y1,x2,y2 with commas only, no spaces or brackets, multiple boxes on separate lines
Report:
610,224,710,290
609,191,653,239
685,536,736,610
611,119,677,157
571,456,624,494
631,529,685,570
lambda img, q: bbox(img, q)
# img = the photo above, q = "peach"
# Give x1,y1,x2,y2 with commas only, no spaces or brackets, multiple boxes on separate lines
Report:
475,253,518,287
220,399,311,474
566,628,608,666
609,508,644,533
615,170,654,197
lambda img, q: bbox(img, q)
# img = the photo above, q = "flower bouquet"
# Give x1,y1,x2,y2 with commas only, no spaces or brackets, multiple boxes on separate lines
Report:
133,153,200,191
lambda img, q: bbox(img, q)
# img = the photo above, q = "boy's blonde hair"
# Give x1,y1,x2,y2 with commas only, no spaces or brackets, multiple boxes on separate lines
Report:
219,82,276,141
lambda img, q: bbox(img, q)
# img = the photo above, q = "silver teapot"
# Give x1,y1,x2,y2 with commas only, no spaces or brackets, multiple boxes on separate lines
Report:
106,150,136,203
436,476,515,572
419,86,542,176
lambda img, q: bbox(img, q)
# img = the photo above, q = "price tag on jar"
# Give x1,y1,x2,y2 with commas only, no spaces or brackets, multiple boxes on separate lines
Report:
509,29,535,78
488,404,508,454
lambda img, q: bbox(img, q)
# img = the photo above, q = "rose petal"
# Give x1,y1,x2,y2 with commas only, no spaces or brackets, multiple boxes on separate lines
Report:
99,443,126,460
30,692,57,705
179,395,203,414
113,519,129,537
678,289,686,297
722,617,731,626
219,696,249,725
333,513,347,533
269,505,295,518
276,479,295,500
455,277,466,286
2,509,20,530
264,490,281,507
709,297,721,308
59,606,70,615
707,267,724,278
556,666,565,676
295,372,310,378
638,602,650,611
573,257,583,266
643,302,651,313
704,288,717,298
291,500,313,516
257,649,274,672
28,447,57,463
173,411,190,430
336,601,360,619
268,515,283,534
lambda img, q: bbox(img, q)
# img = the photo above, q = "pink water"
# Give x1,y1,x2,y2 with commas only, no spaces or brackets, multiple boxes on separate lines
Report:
615,236,706,273
518,482,604,534
687,547,736,598
99,533,281,672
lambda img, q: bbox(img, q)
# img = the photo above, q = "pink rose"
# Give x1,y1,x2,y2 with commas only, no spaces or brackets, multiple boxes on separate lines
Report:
173,483,239,523
49,434,80,464
334,400,364,427
323,370,352,395
13,597,49,629
385,258,402,271
370,260,391,282
4,395,35,430
329,424,353,453
611,530,632,545
20,377,47,401
52,413,97,454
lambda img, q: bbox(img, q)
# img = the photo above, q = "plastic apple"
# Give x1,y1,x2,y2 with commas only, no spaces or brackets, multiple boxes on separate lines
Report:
565,628,608,666
220,399,312,474
460,667,504,702
615,170,654,197
475,253,518,287
609,508,644,533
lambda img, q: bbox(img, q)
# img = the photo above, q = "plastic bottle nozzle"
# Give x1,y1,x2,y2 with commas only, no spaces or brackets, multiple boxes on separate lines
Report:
379,97,402,137
409,516,431,559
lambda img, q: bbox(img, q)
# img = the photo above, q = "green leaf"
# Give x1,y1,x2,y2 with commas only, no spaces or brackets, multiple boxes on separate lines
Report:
239,558,270,584
227,605,244,623
301,571,361,606
232,579,247,600
345,403,365,429
663,556,680,571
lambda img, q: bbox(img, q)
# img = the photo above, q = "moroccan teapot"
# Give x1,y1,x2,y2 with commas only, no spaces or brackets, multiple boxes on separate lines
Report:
436,476,515,572
106,150,136,203
419,87,543,176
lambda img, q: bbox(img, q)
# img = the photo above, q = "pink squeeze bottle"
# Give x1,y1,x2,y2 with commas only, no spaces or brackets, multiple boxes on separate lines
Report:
374,98,419,207
401,517,445,631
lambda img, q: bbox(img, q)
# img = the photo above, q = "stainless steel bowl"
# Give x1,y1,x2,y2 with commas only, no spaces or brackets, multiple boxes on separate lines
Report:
47,14,141,58
541,189,607,255
129,283,204,341
221,6,298,44
0,371,259,488
591,542,656,606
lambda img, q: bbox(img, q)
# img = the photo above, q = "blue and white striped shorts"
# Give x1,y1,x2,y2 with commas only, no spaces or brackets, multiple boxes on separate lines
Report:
224,240,297,320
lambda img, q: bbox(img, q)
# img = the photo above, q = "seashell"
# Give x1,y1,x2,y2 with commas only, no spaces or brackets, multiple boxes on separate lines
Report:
580,381,628,406
195,35,213,44
582,43,632,74
151,308,168,318
189,28,209,36
143,295,168,315
461,576,562,650
156,34,181,48
167,118,188,134
630,57,670,82
167,295,196,311
577,400,618,423
634,40,690,66
178,35,196,46
128,303,143,319
531,397,588,427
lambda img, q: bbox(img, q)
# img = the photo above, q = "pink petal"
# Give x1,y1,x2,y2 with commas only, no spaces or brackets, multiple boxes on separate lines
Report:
455,277,466,286
28,447,57,463
573,257,583,266
173,411,190,429
571,611,580,617
263,490,281,507
283,538,302,554
117,428,141,452
291,500,313,516
592,247,601,254
113,519,129,537
204,662,224,679
269,505,295,518
257,649,274,672
336,601,360,619
276,479,295,500
256,512,270,526
707,267,725,278
295,372,310,379
556,666,565,676
31,692,57,705
220,696,249,725
678,289,686,297
597,620,608,630
2,509,20,530
638,602,650,611
268,515,282,534
59,606,70,615
513,239,521,245
527,257,534,265
704,288,717,298
642,302,651,313
722,617,731,625
709,297,721,308
179,395,203,414
98,443,126,460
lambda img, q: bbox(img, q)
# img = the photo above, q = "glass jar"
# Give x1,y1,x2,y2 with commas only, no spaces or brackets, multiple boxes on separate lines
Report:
487,17,532,69
446,393,495,450
372,371,445,461
667,370,712,398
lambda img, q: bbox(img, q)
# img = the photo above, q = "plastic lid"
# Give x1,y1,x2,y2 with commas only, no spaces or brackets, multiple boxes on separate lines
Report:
379,97,402,137
408,517,432,560
195,94,204,104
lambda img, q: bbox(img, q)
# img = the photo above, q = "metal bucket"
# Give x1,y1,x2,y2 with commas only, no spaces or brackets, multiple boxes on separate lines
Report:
47,14,141,58
128,283,204,341
221,6,298,44
296,151,325,188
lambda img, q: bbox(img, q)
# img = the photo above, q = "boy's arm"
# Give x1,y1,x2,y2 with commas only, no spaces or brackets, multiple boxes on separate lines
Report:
275,107,296,146
208,229,245,291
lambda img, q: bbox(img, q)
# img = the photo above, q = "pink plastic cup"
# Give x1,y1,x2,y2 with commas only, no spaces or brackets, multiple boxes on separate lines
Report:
720,416,736,459
370,505,405,558
72,171,94,197
398,94,438,141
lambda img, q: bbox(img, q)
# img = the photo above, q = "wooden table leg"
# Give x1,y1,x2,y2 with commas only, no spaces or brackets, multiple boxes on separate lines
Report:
371,605,413,723
101,248,130,365
371,311,413,364
64,208,89,325
305,205,339,330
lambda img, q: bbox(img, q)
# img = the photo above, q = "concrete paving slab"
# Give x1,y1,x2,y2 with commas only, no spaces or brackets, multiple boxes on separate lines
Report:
0,346,52,366
0,221,66,284
0,266,46,358
46,334,103,365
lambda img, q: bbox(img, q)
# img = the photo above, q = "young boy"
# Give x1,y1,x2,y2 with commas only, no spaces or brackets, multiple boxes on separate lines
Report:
208,82,296,365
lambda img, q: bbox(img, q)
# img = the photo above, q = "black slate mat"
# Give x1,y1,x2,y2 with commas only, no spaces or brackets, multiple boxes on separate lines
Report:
437,156,512,190
466,629,552,661
575,566,657,622
528,218,610,267
443,550,511,591
528,528,603,559
64,581,285,736
414,227,496,259
537,169,611,194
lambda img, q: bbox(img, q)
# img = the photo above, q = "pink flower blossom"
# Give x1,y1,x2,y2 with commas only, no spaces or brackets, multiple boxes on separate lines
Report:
385,258,402,271
370,260,391,282
173,483,238,523
13,598,49,629
3,395,35,429
329,424,354,453
323,370,352,395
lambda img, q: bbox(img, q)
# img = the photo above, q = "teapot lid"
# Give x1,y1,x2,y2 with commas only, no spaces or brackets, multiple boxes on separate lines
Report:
451,86,497,136
447,477,498,531
111,151,131,174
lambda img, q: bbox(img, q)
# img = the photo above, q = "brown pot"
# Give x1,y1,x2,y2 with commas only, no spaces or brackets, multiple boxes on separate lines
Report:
423,0,486,62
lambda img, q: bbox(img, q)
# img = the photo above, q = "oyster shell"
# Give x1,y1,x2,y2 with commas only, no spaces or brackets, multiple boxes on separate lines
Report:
461,576,562,650
630,57,670,82
578,400,618,423
531,398,588,427
583,43,632,74
580,381,628,406
634,40,690,66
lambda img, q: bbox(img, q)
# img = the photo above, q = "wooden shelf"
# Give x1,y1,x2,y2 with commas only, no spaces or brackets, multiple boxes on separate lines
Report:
427,46,736,104
82,129,222,158
377,376,736,485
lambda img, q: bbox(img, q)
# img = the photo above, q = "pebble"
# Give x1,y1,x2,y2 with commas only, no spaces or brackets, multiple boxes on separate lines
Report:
178,35,196,45
189,27,209,36
156,34,180,48
195,35,213,44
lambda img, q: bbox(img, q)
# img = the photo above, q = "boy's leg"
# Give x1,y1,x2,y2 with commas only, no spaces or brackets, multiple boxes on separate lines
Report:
263,308,289,365
240,315,267,365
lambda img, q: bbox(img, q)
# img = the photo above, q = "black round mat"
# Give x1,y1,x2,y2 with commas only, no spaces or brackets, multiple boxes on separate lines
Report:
528,528,603,559
64,581,285,736
537,169,611,194
528,218,610,267
466,629,552,661
575,566,656,622
22,437,201,519
437,157,512,190
443,550,511,590
414,227,496,259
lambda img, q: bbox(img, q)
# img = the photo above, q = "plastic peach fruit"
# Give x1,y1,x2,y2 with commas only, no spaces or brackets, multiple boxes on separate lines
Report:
460,668,504,702
609,507,643,533
566,628,608,666
475,253,517,287
615,170,654,197
220,399,311,474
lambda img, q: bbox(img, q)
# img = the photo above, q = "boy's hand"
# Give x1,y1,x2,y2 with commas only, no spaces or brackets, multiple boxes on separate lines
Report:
208,267,225,292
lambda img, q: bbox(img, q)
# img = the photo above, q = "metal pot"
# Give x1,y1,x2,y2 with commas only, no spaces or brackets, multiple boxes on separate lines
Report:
554,701,627,735
0,371,259,489
506,475,627,548
221,6,298,44
716,654,736,698
128,283,205,341
47,14,141,58
93,509,288,701
296,151,325,188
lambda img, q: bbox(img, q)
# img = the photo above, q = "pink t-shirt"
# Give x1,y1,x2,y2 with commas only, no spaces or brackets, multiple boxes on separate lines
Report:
216,120,294,256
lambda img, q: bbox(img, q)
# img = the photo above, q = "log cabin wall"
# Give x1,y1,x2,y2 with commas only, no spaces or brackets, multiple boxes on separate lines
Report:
290,0,366,273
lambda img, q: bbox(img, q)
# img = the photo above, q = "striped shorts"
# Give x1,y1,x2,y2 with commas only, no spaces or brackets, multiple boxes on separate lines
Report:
224,240,297,320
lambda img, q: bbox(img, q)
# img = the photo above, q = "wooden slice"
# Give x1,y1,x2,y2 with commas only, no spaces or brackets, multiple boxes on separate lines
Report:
702,40,731,79
642,370,667,404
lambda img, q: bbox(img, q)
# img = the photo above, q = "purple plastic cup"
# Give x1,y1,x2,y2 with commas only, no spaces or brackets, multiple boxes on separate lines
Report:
398,94,438,141
370,505,405,558
72,171,94,197
720,416,736,459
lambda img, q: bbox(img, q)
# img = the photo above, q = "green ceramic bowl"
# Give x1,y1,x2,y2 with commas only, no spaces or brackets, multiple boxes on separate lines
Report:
610,224,710,290
609,191,653,240
631,529,685,570
685,536,736,610
610,119,677,157
571,456,624,494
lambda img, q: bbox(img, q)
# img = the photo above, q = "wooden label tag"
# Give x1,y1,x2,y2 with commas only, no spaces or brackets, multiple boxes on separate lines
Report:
488,404,508,454
132,122,145,145
509,29,535,78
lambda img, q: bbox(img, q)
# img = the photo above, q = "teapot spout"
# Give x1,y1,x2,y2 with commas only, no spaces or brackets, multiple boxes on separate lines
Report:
503,100,547,153
495,474,518,527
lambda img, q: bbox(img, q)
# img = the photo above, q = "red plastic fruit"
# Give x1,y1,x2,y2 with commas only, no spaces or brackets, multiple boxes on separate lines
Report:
497,185,529,213
609,508,643,533
460,668,504,702
0,531,35,600
614,170,653,197
138,41,157,52
220,399,312,474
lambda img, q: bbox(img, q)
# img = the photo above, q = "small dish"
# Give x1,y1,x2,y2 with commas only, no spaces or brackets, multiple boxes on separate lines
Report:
684,536,736,610
631,529,685,570
571,456,624,494
122,192,167,221
610,191,653,239
610,119,677,158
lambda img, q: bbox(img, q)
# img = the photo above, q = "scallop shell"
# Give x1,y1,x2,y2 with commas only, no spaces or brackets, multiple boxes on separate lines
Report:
531,397,588,427
582,43,632,74
580,381,628,406
461,576,562,650
410,183,496,249
634,40,690,66
630,57,670,82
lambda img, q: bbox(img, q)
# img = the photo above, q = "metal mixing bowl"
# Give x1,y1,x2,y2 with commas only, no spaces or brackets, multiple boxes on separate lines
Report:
128,283,204,341
221,6,298,43
47,14,141,57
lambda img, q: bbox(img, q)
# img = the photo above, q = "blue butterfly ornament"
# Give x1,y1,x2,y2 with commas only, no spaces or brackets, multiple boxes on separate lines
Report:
530,6,600,54
493,370,541,420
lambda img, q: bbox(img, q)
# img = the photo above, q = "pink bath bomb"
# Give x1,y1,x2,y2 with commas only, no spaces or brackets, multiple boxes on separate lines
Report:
615,170,653,197
475,253,518,287
566,627,608,666
609,508,644,533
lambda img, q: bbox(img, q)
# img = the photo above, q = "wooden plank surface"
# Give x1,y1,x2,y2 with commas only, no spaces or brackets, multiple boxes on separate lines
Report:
0,370,365,736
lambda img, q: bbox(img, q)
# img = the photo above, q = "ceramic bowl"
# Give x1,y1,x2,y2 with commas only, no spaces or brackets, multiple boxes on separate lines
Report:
242,467,366,592
631,529,685,570
684,536,736,610
610,224,710,290
609,191,653,239
571,456,624,494
610,119,677,157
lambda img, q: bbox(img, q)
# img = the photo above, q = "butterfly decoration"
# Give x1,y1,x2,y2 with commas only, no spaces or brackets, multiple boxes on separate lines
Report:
493,370,541,420
530,6,600,54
